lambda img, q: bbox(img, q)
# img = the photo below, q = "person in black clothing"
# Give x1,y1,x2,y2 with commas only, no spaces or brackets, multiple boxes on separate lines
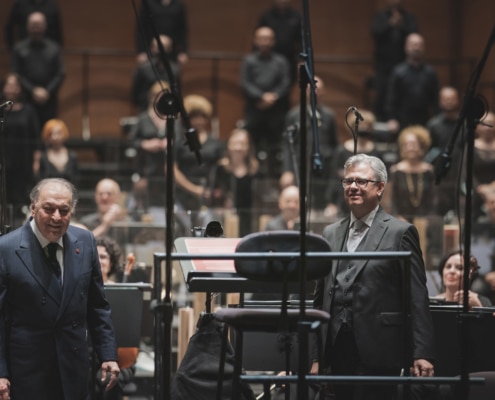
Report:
11,11,65,127
240,26,291,177
4,0,63,50
385,33,439,133
135,0,188,66
131,35,180,111
1,72,42,227
257,0,302,84
425,86,462,216
371,0,418,121
213,128,260,237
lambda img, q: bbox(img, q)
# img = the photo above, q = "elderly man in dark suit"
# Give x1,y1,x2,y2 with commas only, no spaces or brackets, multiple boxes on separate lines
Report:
311,154,435,400
0,178,119,400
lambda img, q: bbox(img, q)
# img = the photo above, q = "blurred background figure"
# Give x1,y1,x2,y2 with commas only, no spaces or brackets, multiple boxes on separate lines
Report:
213,128,260,237
131,35,180,111
5,0,64,50
385,33,439,133
371,0,418,121
257,0,302,85
78,178,127,237
240,26,291,178
0,72,41,227
473,111,495,221
433,250,492,309
280,75,338,210
11,11,65,127
264,185,300,231
135,0,188,66
35,118,78,182
385,125,437,221
173,94,225,227
425,86,463,218
129,80,170,218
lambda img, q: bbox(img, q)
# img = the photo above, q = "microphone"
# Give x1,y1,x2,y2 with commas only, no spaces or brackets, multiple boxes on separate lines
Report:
284,123,299,143
204,221,224,238
0,101,13,109
351,106,364,122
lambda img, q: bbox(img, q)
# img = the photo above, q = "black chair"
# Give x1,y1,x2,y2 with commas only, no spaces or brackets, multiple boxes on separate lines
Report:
214,231,331,400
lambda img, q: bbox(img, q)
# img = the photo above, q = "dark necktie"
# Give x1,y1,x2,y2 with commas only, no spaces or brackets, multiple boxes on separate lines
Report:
47,243,62,285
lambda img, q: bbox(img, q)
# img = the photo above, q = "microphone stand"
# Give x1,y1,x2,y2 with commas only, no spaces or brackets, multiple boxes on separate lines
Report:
297,0,321,399
137,1,202,399
434,23,495,400
0,103,12,235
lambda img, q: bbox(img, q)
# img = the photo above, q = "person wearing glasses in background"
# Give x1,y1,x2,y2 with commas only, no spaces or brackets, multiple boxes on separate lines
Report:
311,154,436,400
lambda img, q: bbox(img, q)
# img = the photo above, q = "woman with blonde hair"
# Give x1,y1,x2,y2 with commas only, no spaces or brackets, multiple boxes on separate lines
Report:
213,128,260,236
386,125,437,221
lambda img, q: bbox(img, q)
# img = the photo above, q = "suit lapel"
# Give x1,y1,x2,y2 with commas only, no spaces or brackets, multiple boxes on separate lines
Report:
58,231,84,318
353,208,389,277
16,223,62,303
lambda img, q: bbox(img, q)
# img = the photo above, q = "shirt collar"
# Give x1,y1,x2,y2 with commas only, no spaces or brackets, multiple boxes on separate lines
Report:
350,205,379,228
30,218,64,249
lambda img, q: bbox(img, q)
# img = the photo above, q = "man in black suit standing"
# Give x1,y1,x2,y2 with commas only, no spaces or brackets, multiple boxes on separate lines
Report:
0,178,120,400
311,154,435,400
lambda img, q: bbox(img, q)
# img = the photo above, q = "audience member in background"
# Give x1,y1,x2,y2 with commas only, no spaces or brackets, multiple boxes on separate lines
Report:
385,33,439,133
173,95,225,226
135,0,188,65
324,109,381,220
129,80,170,216
385,125,437,221
95,236,139,400
131,35,180,111
213,128,260,237
257,0,302,84
5,0,64,50
371,0,418,121
433,250,492,308
1,72,42,226
426,86,461,160
426,86,463,217
11,11,65,126
477,184,495,224
473,111,495,221
264,185,300,231
280,76,338,210
240,26,291,177
35,118,78,182
79,178,127,237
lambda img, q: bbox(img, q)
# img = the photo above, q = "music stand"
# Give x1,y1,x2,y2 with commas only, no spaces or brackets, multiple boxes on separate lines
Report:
104,283,152,347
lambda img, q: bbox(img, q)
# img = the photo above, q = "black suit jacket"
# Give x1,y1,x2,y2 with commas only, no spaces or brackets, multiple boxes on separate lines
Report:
314,207,435,370
0,221,118,400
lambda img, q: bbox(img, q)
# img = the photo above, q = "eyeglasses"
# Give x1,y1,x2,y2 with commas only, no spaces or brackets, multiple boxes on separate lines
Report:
341,178,380,188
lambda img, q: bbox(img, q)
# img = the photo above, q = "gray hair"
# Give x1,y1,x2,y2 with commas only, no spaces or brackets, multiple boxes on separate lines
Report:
30,178,79,209
344,154,388,183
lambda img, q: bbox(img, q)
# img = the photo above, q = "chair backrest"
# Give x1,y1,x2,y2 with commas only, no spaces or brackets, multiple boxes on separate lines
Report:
234,230,331,282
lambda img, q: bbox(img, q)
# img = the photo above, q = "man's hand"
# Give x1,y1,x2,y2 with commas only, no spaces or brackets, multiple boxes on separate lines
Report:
100,361,120,391
411,359,434,377
0,378,10,400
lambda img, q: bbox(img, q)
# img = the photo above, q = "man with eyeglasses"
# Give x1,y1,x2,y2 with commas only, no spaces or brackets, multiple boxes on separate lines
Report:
311,154,436,400
0,178,120,400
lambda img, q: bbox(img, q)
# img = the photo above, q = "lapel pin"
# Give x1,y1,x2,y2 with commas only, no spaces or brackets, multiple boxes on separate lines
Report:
76,248,80,254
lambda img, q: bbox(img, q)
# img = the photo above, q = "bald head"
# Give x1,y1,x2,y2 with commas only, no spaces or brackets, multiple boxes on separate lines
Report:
27,12,47,40
405,33,425,62
254,27,275,55
94,179,121,214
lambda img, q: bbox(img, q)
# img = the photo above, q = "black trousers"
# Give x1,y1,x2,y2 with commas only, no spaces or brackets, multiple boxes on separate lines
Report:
325,325,399,400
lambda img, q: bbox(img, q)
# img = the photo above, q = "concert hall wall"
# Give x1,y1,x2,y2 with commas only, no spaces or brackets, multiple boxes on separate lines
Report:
0,0,494,142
